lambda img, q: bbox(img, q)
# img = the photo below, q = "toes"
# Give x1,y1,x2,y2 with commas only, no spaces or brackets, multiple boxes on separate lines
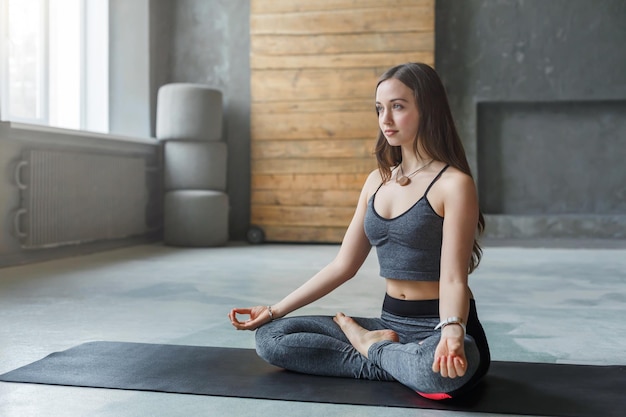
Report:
334,312,352,327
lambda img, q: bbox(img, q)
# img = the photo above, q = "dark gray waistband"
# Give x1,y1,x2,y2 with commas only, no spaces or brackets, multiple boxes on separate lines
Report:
382,293,477,318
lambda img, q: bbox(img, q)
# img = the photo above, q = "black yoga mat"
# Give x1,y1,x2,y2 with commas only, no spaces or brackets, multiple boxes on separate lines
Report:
1,341,624,417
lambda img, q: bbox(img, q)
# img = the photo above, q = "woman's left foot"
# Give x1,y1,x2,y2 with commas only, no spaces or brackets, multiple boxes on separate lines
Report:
333,312,399,358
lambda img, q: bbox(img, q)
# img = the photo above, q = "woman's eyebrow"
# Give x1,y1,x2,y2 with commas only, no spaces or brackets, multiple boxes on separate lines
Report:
375,98,409,104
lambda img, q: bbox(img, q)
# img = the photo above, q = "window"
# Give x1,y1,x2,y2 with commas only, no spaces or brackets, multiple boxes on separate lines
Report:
0,0,108,133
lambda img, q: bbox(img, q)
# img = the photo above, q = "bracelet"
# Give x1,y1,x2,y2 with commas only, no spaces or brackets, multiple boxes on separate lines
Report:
434,317,466,335
266,305,274,321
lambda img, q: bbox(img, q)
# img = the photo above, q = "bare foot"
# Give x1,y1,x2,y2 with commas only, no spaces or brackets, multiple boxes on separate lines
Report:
333,312,399,358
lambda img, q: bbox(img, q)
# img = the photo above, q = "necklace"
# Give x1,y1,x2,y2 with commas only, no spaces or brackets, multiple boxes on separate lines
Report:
395,160,434,186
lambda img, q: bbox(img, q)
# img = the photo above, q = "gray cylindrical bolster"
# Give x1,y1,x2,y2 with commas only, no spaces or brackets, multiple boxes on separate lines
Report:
164,141,227,191
164,190,229,247
156,83,223,141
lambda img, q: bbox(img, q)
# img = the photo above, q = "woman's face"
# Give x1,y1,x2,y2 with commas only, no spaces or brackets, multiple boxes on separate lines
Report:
375,78,419,148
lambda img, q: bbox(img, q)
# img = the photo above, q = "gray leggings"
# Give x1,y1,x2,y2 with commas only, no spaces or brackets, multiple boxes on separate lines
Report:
255,297,490,399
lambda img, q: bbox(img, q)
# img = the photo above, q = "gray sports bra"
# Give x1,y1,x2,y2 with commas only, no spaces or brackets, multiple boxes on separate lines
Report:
364,165,449,281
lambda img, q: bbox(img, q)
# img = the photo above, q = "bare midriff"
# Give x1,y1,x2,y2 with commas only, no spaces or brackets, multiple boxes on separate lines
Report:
385,279,440,300
386,278,474,301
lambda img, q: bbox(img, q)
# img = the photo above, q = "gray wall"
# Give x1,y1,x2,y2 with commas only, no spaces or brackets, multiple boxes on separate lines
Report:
0,1,162,267
436,0,626,238
153,0,251,240
0,0,250,267
159,0,625,240
0,122,160,266
3,0,624,267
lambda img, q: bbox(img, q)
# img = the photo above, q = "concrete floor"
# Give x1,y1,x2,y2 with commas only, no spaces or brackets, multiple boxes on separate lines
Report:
1,241,625,417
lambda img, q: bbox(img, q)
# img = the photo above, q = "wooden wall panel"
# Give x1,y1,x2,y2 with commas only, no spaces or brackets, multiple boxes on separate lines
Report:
250,0,435,243
251,32,434,56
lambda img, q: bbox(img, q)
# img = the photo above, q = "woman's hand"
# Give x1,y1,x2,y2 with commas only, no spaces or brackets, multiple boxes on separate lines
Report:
228,306,271,331
432,325,467,378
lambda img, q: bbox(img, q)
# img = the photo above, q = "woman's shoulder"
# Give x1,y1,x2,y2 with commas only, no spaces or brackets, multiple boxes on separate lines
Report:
439,165,475,188
361,168,384,199
366,167,385,185
437,165,478,204
365,168,384,183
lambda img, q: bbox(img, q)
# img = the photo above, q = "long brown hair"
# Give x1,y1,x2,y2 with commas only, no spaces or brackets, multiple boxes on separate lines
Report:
374,62,485,273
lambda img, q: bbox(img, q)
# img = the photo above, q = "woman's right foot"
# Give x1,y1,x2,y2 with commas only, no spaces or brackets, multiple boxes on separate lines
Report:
333,312,399,358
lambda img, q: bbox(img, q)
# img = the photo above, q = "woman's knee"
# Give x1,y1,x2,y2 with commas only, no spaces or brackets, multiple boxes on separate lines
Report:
400,336,482,396
417,336,483,397
254,321,279,363
462,335,482,377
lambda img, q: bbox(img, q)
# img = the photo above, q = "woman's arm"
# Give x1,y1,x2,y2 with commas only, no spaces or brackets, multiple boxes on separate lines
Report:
432,170,479,378
228,171,379,330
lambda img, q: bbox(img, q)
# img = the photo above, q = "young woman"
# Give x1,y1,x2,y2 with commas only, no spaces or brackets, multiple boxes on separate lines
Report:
229,62,490,400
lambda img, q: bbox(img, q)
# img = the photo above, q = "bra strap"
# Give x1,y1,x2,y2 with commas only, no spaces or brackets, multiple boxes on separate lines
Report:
372,181,384,196
424,165,450,197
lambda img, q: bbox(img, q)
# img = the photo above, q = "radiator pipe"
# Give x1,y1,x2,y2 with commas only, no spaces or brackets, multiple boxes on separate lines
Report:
14,209,27,238
14,160,28,190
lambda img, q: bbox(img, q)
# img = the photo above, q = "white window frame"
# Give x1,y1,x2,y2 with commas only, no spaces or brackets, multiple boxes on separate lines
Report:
83,0,109,133
0,0,7,119
0,0,7,121
0,0,108,133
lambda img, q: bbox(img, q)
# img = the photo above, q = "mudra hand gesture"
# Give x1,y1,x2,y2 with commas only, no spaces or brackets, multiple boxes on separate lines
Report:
228,306,272,331
433,326,467,378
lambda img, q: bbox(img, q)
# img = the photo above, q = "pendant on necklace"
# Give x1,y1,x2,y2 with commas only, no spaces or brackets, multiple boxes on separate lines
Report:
396,176,411,186
395,159,434,187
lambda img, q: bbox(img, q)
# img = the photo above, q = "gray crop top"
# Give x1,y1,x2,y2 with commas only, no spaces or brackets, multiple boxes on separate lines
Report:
363,165,449,281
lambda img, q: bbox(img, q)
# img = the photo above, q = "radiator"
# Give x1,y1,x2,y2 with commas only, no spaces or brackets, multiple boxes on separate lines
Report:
14,149,149,249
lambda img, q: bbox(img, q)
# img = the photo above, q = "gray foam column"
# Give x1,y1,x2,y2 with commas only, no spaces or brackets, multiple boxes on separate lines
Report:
156,83,229,247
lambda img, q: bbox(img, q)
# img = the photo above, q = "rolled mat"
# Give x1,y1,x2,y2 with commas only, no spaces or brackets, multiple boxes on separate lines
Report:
1,341,624,416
